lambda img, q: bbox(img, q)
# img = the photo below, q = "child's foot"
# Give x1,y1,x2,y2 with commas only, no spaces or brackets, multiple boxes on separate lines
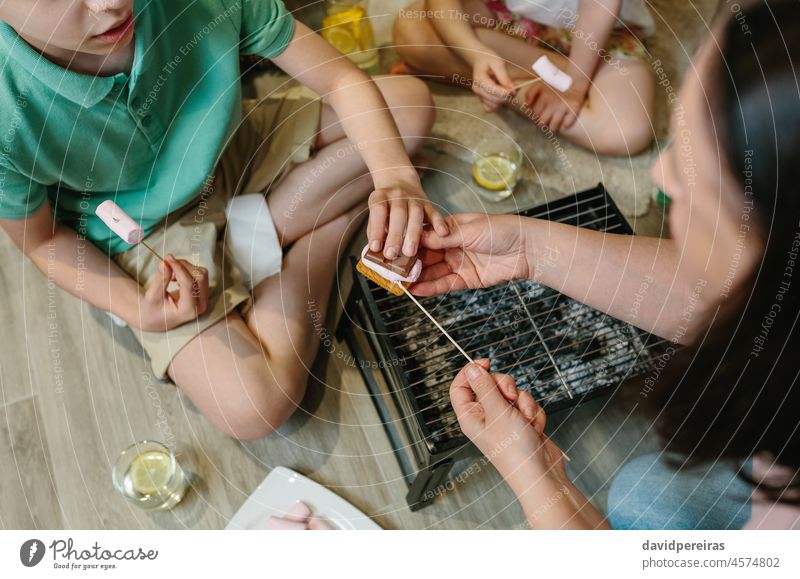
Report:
389,61,418,76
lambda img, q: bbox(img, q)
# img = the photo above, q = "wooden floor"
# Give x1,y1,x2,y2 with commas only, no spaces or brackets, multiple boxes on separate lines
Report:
0,153,669,530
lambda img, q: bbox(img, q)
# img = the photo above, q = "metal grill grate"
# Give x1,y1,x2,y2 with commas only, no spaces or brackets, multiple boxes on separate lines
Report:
341,184,669,508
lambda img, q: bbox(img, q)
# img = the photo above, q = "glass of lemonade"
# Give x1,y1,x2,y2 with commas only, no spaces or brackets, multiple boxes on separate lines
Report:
322,0,379,70
112,440,187,511
471,136,523,202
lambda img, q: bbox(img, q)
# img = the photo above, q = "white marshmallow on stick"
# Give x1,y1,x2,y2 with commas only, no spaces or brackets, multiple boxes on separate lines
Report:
531,55,573,92
95,200,162,261
514,56,574,93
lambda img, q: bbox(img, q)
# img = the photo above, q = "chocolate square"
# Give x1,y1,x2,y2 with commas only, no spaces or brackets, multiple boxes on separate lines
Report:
362,249,417,277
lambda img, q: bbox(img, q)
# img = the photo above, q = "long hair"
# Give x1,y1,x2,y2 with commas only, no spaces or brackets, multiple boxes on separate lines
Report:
641,0,800,502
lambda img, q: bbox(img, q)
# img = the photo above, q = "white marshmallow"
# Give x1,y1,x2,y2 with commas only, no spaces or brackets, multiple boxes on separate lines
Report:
532,56,573,93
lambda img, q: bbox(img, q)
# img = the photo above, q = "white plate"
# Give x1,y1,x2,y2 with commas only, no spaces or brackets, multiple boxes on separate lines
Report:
225,467,382,531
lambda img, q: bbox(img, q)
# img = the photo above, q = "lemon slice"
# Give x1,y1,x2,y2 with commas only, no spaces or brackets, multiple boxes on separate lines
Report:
472,155,518,191
324,26,357,55
129,450,172,494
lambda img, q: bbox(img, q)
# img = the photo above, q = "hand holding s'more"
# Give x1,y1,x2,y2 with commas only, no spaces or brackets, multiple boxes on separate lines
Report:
356,244,474,364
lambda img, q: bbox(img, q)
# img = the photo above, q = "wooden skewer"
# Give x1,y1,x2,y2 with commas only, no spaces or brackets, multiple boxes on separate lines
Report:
512,76,543,91
140,240,164,262
400,285,474,364
399,285,571,462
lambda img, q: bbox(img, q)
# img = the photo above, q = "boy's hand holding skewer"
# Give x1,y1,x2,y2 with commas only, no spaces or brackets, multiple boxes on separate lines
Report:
96,201,209,332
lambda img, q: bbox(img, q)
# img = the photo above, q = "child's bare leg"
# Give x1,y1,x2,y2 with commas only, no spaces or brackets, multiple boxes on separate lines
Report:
507,56,655,155
268,75,434,247
166,205,365,440
393,1,655,155
393,0,500,82
553,60,655,155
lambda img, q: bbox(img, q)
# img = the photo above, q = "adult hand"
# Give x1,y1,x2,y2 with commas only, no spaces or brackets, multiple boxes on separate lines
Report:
138,254,209,332
450,360,567,488
411,213,531,296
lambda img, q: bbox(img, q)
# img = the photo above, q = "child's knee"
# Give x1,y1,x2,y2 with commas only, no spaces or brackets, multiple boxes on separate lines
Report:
596,122,654,157
217,375,308,441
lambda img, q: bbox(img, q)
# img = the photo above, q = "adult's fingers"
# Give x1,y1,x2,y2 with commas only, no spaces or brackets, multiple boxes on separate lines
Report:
517,389,546,433
492,373,519,403
464,363,508,415
410,272,467,296
419,248,445,267
450,364,483,426
367,191,388,252
415,259,453,283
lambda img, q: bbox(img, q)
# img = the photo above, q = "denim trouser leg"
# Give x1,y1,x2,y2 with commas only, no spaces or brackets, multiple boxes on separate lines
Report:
607,453,752,530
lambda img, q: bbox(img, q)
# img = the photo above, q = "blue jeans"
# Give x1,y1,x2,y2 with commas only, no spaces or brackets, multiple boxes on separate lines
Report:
607,453,752,529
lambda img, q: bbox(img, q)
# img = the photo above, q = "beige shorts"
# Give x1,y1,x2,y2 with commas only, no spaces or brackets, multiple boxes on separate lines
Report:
114,80,322,379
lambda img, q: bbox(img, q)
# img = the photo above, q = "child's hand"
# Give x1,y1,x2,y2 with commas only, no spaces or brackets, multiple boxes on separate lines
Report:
471,52,516,112
524,81,586,134
138,254,209,332
368,182,448,259
450,360,567,487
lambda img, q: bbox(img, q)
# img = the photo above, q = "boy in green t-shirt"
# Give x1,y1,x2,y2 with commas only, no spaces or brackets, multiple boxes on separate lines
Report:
0,0,443,439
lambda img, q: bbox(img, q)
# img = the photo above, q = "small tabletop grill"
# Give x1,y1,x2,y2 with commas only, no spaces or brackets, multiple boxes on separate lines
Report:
339,185,667,510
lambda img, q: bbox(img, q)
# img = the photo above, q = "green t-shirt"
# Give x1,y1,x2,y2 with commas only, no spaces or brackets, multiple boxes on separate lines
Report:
0,0,294,254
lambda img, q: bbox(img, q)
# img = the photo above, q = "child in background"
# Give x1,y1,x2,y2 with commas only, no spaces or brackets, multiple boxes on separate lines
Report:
0,0,443,439
393,0,656,155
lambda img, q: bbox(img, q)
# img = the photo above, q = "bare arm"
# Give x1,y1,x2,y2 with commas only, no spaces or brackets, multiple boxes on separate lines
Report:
427,0,489,67
1,202,209,332
567,0,622,94
427,0,515,110
416,213,708,343
525,220,702,343
1,202,142,325
271,20,446,257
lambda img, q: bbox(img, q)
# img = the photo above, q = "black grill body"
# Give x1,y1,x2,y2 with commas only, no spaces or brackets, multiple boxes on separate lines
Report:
338,185,666,510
